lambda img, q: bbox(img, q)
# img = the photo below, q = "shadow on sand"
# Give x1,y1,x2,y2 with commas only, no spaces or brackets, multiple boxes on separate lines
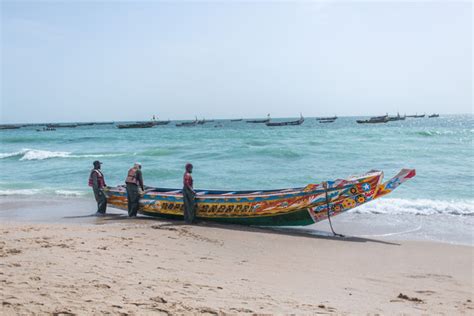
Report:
91,213,400,246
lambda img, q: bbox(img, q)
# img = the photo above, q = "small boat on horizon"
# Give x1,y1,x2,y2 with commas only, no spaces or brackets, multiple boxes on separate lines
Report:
105,169,415,227
36,127,56,132
429,114,440,118
356,115,389,124
0,124,21,130
176,118,198,127
92,122,115,125
152,120,170,126
266,114,304,127
197,118,215,125
230,118,243,122
406,113,425,118
117,122,154,129
246,114,270,124
316,116,337,121
387,113,406,121
150,115,171,126
319,119,336,123
46,123,78,128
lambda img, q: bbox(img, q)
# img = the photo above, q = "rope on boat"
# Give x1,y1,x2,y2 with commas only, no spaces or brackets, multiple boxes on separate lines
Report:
324,182,345,238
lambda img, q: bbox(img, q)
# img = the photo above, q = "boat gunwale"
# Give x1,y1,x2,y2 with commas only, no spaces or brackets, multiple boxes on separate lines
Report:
106,171,383,200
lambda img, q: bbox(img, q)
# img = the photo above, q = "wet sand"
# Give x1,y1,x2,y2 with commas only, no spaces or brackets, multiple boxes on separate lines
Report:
0,198,473,315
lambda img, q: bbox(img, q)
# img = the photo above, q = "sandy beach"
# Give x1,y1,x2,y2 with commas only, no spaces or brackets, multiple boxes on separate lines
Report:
1,199,472,315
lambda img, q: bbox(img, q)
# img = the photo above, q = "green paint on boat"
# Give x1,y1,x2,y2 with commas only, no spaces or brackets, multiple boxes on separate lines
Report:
140,208,314,226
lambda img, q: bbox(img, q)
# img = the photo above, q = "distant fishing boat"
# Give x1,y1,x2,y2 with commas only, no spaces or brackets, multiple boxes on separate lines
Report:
36,127,56,132
105,169,415,227
247,114,270,123
197,119,214,125
150,115,170,126
93,122,115,125
357,115,389,124
230,119,243,122
319,119,336,124
46,123,78,128
76,122,94,126
0,125,21,130
176,118,198,127
266,114,304,126
152,120,170,126
406,113,425,118
387,113,406,121
316,116,337,121
429,114,439,118
116,122,154,129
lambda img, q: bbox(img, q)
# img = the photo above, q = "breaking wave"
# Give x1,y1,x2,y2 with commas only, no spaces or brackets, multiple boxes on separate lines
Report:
21,149,71,160
0,189,87,196
0,148,127,161
415,129,474,138
0,189,42,196
352,198,474,216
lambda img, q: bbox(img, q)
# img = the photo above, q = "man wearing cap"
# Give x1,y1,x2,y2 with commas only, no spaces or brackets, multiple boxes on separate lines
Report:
183,163,196,224
125,163,144,217
88,160,107,215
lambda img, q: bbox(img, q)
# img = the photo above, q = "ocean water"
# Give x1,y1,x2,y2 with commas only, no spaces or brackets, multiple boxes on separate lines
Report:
1,115,473,244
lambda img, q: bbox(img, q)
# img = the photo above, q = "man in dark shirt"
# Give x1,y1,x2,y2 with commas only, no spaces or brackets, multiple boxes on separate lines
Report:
183,163,196,224
125,162,144,217
88,160,107,215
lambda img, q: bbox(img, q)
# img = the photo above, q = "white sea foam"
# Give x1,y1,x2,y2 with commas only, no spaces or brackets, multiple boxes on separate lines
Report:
352,198,474,216
20,149,71,161
54,190,87,196
0,189,43,196
0,148,126,161
74,153,127,158
0,149,29,159
0,189,87,196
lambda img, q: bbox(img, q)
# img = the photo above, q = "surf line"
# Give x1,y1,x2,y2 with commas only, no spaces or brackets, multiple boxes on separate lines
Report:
354,223,423,238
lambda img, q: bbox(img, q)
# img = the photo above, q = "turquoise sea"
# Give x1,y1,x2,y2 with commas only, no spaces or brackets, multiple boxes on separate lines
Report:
1,115,473,244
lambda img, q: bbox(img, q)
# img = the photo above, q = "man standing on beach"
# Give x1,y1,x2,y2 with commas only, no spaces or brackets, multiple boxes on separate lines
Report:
183,163,196,224
88,160,107,215
125,162,144,217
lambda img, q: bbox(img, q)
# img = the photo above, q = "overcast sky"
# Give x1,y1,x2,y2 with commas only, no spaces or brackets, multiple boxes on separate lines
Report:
1,1,472,123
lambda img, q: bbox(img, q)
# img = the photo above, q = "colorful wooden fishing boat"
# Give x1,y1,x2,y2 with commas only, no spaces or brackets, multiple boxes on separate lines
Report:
105,169,415,226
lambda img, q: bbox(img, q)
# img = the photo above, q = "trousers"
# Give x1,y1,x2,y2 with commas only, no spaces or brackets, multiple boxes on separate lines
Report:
126,183,140,217
93,188,107,214
183,186,196,224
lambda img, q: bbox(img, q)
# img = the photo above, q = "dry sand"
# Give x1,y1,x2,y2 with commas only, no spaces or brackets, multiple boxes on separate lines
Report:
1,215,472,315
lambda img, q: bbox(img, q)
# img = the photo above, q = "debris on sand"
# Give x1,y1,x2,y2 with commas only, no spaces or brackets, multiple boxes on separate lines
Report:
398,293,424,303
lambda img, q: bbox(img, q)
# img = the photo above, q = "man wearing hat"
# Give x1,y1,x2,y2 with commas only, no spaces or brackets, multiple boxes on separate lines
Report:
125,162,144,217
88,160,107,215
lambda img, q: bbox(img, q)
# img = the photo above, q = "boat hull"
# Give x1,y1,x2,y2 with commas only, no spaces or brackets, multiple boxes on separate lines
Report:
105,169,415,226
